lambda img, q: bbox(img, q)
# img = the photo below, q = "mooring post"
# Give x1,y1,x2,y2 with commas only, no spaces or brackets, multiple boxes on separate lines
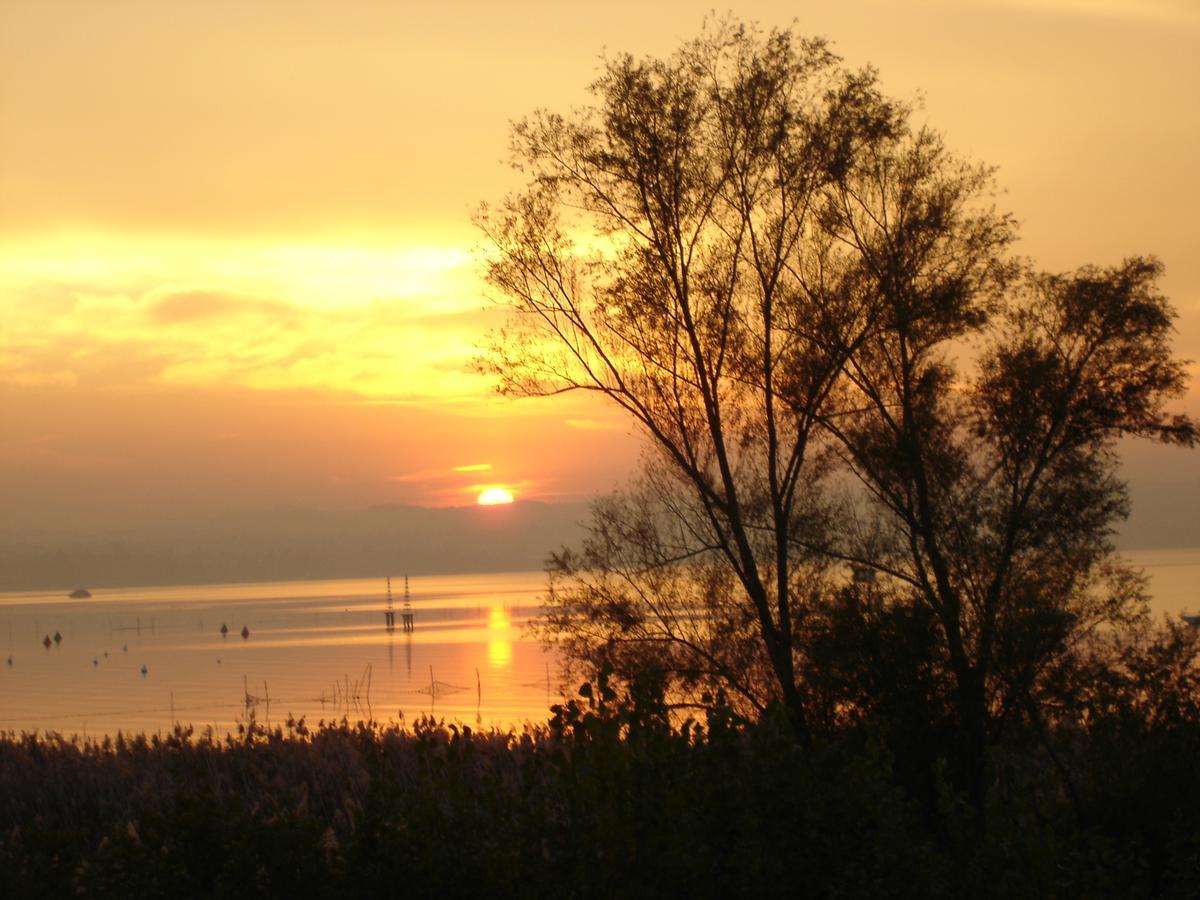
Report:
402,574,414,631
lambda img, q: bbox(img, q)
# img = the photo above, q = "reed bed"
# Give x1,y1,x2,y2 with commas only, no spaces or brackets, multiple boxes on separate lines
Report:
2,681,1197,898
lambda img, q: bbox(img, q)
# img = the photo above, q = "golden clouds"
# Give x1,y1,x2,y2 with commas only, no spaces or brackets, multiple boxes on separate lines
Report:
0,357,77,389
147,291,293,325
0,0,1194,530
386,464,538,506
0,237,493,403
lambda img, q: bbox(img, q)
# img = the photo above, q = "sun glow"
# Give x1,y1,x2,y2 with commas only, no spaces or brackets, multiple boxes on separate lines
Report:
477,487,515,506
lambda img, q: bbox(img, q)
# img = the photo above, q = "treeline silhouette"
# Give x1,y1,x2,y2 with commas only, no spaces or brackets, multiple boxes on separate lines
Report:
2,639,1196,897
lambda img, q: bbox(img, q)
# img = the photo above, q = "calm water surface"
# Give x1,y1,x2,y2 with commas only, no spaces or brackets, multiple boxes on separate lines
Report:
0,552,1195,738
0,571,559,738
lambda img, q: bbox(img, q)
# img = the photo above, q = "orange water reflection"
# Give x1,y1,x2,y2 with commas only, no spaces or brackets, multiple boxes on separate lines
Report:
4,554,1193,738
487,604,513,669
0,572,558,737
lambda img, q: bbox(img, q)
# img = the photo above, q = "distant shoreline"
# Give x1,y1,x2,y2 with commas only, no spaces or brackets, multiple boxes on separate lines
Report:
2,548,1195,619
0,563,548,597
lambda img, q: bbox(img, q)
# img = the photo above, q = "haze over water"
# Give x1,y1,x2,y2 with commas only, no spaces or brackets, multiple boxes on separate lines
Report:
1,551,1196,739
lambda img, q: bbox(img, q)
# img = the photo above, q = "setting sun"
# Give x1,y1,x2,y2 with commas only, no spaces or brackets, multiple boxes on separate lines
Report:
477,487,515,506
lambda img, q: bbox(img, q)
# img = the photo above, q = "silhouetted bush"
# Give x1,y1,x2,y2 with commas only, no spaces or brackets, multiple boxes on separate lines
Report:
1,658,1196,897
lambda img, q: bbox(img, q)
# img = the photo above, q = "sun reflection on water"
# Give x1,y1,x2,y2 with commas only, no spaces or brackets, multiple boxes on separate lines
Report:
0,573,562,735
487,604,513,669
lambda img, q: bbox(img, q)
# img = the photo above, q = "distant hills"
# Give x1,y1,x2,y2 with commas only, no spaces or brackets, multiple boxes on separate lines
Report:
1,477,1194,593
0,501,591,592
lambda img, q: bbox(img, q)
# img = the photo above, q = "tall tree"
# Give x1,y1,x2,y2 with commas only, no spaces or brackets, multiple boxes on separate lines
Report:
479,21,1196,791
478,23,909,739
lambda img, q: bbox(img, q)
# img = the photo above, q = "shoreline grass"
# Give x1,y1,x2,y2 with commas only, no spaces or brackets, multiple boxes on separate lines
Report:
3,682,1198,898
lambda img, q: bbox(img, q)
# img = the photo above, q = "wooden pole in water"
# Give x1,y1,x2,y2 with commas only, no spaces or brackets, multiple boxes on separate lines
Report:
401,575,414,631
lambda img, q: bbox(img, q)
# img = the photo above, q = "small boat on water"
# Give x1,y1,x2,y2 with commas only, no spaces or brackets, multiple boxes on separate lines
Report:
68,588,91,599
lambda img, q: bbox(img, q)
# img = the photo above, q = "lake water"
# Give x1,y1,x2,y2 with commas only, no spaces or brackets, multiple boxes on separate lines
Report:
0,571,559,738
1,550,1196,739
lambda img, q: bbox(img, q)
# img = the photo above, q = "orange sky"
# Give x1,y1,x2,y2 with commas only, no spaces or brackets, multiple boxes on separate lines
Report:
1,0,1197,533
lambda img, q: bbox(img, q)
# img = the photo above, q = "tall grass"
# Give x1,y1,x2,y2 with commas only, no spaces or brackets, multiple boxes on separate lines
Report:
2,671,1196,898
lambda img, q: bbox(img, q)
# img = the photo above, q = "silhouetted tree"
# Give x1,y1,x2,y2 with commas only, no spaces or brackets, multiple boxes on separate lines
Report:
478,22,902,741
479,21,1197,799
825,254,1196,805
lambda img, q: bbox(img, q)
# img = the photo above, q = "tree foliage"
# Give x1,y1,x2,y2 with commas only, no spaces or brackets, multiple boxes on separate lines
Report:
478,20,1197,802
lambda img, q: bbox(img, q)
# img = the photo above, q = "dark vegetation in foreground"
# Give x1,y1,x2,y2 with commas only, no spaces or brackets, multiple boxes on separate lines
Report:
3,639,1197,900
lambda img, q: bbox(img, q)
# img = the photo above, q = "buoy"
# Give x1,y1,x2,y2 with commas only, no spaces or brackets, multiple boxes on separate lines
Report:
93,658,98,666
140,664,148,676
241,625,250,639
53,631,62,644
220,623,228,635
6,655,11,666
122,644,127,652
42,635,51,649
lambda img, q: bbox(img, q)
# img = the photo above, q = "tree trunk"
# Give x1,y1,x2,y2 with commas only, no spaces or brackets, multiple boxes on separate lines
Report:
955,667,989,815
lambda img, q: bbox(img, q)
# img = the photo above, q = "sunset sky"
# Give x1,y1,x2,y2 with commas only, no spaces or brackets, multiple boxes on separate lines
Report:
2,0,1197,535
